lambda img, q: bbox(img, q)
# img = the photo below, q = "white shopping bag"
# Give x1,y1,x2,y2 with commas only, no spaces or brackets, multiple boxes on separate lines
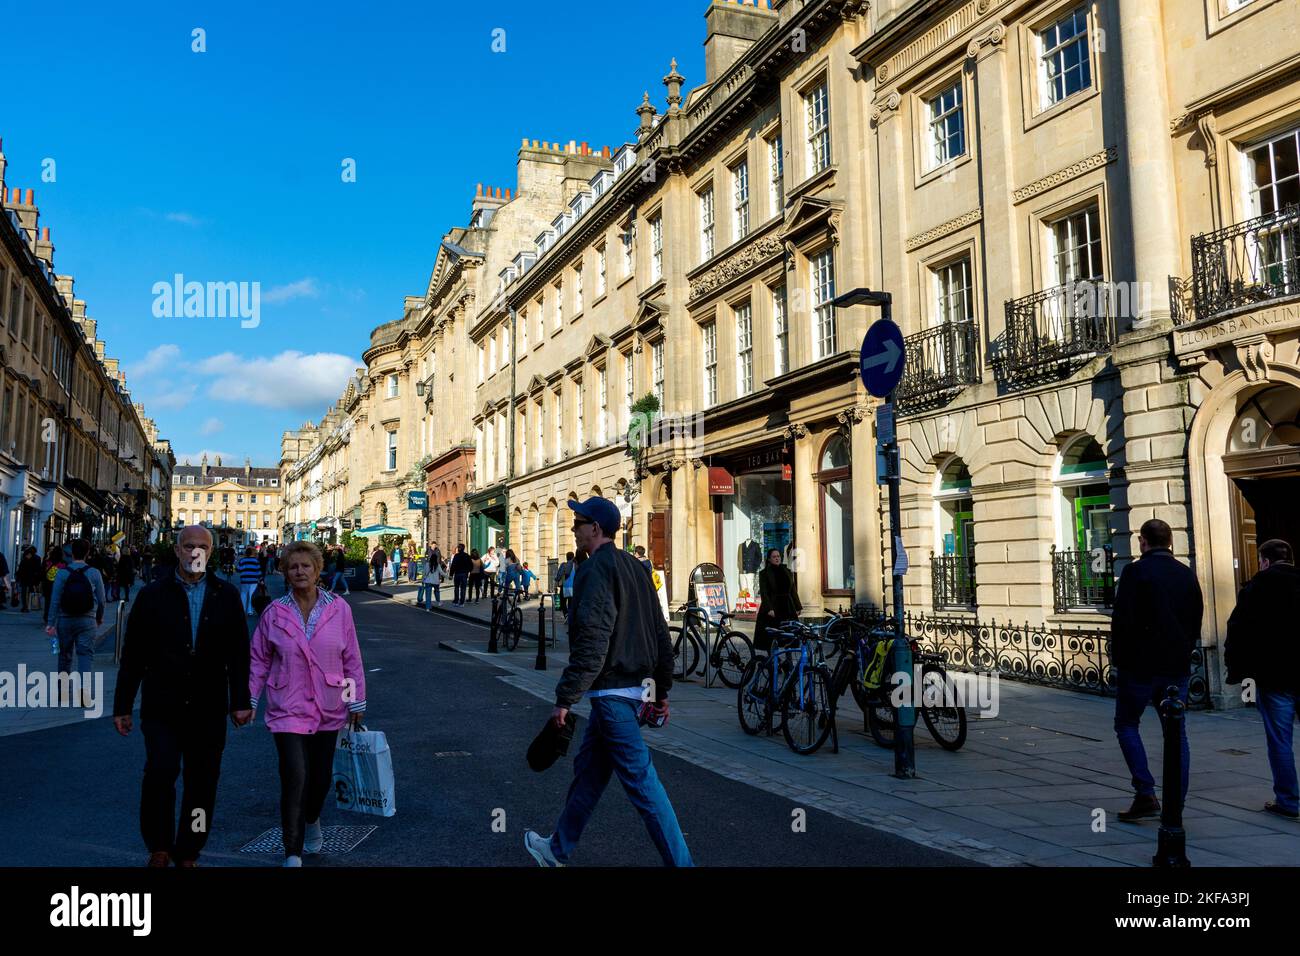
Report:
333,724,397,817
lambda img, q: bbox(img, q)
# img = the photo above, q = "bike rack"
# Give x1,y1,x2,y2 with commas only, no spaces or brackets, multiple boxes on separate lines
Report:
680,604,720,689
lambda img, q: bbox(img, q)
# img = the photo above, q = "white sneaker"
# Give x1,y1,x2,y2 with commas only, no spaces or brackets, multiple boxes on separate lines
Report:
524,830,564,867
283,855,302,867
304,820,324,854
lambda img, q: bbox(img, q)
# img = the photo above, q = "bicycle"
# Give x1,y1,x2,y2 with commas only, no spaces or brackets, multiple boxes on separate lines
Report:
670,605,754,689
736,619,840,753
492,585,524,651
832,620,968,752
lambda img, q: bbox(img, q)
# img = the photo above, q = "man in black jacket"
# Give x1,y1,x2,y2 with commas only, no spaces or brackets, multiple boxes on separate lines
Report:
1109,518,1204,822
448,544,472,606
112,525,252,867
1224,538,1300,818
524,496,690,867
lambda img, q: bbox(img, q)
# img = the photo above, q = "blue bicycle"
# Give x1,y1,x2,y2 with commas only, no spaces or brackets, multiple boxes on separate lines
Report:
736,620,838,753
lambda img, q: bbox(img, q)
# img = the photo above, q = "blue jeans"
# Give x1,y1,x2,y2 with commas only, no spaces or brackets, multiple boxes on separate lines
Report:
57,616,97,681
1114,672,1190,799
329,571,350,594
1257,689,1299,814
551,696,692,867
417,581,442,608
453,573,468,604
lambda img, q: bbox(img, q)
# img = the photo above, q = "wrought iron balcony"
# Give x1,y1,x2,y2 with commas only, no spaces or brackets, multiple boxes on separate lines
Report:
1000,282,1116,388
1191,203,1300,320
931,553,976,610
1051,545,1114,612
897,320,979,408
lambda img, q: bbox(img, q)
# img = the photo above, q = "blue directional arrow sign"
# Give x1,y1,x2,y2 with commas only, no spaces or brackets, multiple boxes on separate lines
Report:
859,319,905,398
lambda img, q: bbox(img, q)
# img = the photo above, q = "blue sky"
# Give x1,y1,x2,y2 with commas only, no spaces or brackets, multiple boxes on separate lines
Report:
4,0,707,465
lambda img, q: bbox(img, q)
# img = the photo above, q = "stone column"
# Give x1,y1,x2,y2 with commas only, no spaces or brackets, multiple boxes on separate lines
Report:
668,460,692,605
789,423,823,617
870,94,913,329
1111,3,1180,325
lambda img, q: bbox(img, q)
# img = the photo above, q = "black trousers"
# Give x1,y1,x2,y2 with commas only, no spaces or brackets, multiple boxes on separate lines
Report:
274,730,339,857
140,716,228,863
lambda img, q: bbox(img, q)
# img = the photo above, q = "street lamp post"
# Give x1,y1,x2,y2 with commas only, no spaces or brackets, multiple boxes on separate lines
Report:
834,288,916,778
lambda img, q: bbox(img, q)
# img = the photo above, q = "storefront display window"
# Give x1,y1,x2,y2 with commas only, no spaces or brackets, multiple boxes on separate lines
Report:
716,449,793,613
818,436,854,594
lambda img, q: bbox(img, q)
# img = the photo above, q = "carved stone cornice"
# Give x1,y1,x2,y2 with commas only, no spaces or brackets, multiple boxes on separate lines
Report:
783,422,809,442
689,233,784,301
1012,147,1117,205
1195,112,1219,168
1236,335,1274,384
905,207,982,252
665,457,688,473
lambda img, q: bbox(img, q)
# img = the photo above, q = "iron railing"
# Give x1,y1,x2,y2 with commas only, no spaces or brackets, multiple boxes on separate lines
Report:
931,553,976,609
1191,203,1300,320
1001,281,1116,387
851,606,1210,708
897,320,979,407
1051,545,1114,611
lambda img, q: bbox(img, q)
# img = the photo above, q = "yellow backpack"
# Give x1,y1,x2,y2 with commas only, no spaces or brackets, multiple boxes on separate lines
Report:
861,637,893,692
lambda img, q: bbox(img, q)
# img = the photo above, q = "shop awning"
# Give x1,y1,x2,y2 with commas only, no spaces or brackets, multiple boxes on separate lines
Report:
353,525,410,537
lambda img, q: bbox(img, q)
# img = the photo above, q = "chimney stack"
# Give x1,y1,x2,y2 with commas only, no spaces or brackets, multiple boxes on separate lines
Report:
704,0,775,84
636,92,658,138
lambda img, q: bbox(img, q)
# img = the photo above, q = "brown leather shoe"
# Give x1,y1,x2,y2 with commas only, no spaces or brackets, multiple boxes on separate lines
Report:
1264,801,1299,819
147,851,171,867
1117,794,1162,822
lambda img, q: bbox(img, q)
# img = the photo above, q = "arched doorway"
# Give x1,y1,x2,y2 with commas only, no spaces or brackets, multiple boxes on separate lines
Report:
932,456,975,610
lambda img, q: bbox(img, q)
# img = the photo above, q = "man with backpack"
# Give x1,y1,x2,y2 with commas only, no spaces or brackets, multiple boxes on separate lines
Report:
46,538,107,704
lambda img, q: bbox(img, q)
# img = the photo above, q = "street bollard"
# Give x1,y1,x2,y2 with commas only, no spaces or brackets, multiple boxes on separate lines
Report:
536,595,547,671
487,592,500,653
1153,684,1190,868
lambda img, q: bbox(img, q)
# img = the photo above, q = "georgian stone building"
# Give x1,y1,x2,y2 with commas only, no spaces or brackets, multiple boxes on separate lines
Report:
0,139,171,560
172,454,281,546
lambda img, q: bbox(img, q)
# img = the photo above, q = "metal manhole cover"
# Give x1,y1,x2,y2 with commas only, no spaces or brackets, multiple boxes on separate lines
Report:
239,826,377,855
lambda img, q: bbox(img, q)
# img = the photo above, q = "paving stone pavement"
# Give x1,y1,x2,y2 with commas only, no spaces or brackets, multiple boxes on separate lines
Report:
376,582,1300,867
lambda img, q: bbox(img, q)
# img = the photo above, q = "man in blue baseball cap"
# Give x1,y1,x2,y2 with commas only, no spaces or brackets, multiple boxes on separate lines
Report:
524,496,691,867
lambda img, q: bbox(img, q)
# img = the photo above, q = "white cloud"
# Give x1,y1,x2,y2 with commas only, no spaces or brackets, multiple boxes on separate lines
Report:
196,350,355,409
126,344,182,379
199,417,225,436
263,278,321,304
147,382,198,409
164,211,204,226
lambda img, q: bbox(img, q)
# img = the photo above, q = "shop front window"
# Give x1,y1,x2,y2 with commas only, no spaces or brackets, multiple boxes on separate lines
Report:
818,436,854,593
716,450,794,614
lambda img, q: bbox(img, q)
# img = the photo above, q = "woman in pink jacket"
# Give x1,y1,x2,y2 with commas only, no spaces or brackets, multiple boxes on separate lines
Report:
250,541,367,867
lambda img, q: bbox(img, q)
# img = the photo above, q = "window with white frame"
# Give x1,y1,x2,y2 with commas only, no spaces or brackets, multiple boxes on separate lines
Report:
652,340,664,407
812,248,837,359
699,186,716,262
596,245,607,297
702,321,718,406
386,374,399,398
768,134,784,215
597,367,608,444
934,257,974,326
773,284,789,377
555,281,564,327
1246,126,1300,217
575,379,585,448
650,215,663,281
735,302,754,395
386,429,398,471
535,399,544,468
622,224,635,277
503,322,512,367
624,352,634,432
535,297,544,342
520,309,528,351
574,263,584,314
732,159,750,241
1038,6,1091,107
927,80,965,169
554,388,564,460
477,343,485,382
805,81,831,175
488,334,497,372
1049,205,1104,285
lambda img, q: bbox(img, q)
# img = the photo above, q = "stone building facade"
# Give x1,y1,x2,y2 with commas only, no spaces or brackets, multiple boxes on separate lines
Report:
172,454,281,546
0,139,172,560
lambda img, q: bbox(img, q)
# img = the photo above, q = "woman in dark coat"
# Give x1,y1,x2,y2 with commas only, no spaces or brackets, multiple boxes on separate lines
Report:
753,548,802,652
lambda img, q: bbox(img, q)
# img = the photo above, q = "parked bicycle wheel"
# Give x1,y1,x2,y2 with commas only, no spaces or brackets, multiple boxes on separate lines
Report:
713,630,754,688
504,607,523,651
671,626,699,680
737,658,770,736
781,666,835,755
865,697,897,749
920,664,967,751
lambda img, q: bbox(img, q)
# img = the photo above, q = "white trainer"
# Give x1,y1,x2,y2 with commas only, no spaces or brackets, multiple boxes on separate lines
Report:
283,855,302,867
524,830,564,867
304,820,324,854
